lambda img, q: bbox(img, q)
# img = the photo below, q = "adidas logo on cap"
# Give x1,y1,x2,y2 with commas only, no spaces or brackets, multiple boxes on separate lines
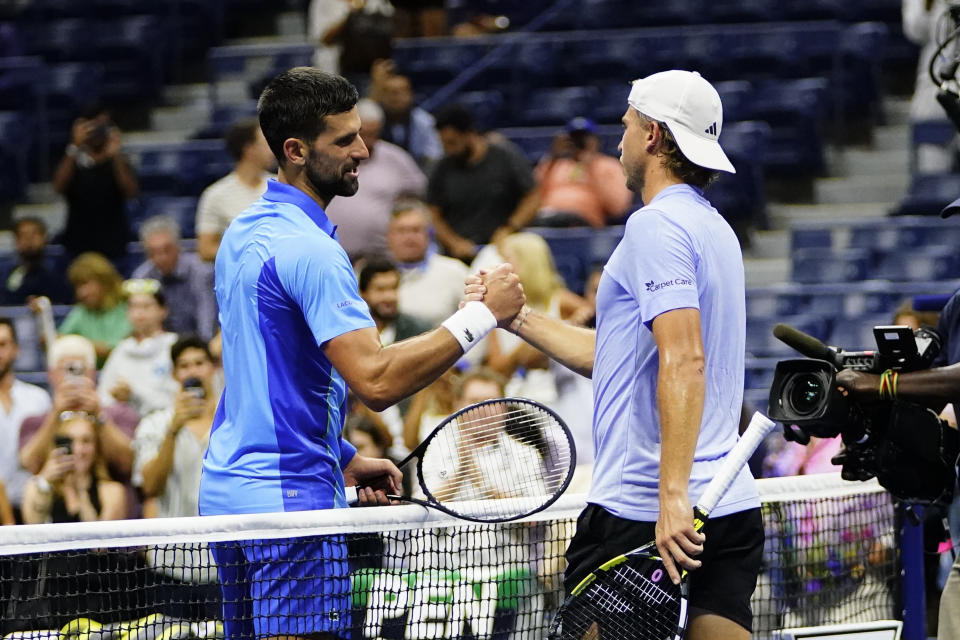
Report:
704,122,717,136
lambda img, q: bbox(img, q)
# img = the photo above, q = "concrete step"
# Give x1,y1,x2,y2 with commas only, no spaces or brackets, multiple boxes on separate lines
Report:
162,83,212,106
276,11,306,37
744,257,791,287
745,229,790,259
872,124,910,152
841,147,909,176
150,103,211,134
813,172,909,205
767,202,892,228
124,129,191,145
13,201,67,236
882,96,912,126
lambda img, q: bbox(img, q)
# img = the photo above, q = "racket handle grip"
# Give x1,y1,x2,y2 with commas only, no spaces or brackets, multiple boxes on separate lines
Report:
696,411,777,516
345,485,358,506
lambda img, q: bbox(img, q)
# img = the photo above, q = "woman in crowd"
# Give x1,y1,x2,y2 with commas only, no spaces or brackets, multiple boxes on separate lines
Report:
21,412,125,523
59,252,131,366
98,279,179,417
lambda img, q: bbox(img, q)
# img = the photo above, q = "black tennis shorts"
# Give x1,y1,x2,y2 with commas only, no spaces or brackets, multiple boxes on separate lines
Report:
563,504,764,632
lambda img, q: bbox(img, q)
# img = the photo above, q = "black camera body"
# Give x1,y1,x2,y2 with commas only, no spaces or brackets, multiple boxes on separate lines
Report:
768,325,941,438
768,324,958,505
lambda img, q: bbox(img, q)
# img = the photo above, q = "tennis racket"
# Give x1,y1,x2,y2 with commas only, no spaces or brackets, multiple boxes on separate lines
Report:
546,411,777,640
346,397,576,523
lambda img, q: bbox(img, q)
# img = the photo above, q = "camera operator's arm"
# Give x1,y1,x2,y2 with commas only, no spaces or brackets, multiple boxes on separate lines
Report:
52,119,95,194
836,363,960,409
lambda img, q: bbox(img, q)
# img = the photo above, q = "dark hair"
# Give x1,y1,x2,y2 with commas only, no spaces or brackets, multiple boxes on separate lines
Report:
224,117,262,162
358,255,399,292
257,67,359,166
639,114,719,190
0,317,16,344
14,217,46,237
171,334,212,365
433,104,475,133
344,413,393,456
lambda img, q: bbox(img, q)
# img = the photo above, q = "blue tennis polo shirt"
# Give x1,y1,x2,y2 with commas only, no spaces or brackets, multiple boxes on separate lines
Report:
589,183,759,522
199,179,375,516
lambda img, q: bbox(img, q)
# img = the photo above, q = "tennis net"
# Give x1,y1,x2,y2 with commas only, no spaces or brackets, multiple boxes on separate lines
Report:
0,473,899,639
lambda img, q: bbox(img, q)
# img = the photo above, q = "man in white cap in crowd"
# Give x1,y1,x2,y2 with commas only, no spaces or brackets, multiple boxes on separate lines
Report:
471,69,761,640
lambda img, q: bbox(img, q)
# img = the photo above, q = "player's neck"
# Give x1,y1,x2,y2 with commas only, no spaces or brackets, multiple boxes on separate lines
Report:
640,166,683,206
278,168,331,210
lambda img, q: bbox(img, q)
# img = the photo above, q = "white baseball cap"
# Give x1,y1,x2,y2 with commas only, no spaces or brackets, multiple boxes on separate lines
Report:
627,70,736,174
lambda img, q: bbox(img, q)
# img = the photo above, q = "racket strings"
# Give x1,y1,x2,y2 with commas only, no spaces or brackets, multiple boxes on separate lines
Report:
422,403,574,518
552,560,683,640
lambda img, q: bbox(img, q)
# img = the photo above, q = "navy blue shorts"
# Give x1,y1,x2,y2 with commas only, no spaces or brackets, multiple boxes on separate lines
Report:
211,535,350,639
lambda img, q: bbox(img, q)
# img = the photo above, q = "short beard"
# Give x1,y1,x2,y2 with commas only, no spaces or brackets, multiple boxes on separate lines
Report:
624,166,644,194
305,148,358,206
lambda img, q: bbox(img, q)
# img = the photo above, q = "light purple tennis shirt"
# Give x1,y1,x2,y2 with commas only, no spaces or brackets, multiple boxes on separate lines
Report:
589,183,759,522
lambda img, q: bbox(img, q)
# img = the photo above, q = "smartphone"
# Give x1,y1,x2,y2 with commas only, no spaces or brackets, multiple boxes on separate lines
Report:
183,377,205,399
54,435,72,454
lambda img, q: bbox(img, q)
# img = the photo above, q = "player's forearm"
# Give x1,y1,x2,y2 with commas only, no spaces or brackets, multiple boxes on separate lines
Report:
354,329,464,412
139,433,177,498
657,356,705,499
511,308,595,378
20,413,58,474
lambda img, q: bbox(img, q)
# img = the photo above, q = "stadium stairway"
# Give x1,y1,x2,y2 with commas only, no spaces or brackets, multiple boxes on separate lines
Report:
743,95,912,287
7,6,308,244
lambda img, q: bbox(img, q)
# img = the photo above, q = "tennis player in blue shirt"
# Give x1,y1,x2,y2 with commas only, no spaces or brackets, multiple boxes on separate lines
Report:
198,67,525,640
469,70,762,640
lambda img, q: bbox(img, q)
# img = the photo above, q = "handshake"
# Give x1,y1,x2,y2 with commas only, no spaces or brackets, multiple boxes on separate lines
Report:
460,263,529,332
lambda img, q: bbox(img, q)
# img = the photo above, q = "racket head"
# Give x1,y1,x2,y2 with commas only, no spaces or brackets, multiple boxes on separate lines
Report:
412,396,576,523
548,549,688,640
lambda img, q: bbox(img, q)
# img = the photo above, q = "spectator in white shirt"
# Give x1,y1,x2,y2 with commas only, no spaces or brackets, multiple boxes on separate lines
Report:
98,280,179,418
0,317,52,519
195,118,275,262
386,199,468,327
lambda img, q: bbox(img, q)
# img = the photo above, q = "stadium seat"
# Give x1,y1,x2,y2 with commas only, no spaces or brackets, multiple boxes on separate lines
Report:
132,195,200,238
126,140,231,197
896,173,960,216
0,111,32,200
747,314,831,357
193,100,258,139
828,313,895,351
910,120,956,175
447,90,506,131
792,248,872,284
518,86,600,126
874,246,960,282
709,120,771,228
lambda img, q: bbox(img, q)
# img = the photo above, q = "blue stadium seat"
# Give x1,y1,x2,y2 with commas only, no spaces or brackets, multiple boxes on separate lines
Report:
0,111,32,200
708,120,771,227
747,314,831,357
518,86,600,126
193,100,258,140
896,173,960,216
132,196,200,238
874,246,960,282
744,357,780,391
706,0,779,24
126,140,231,197
828,313,895,351
448,90,506,131
849,217,960,250
792,248,871,284
528,226,624,294
791,228,833,250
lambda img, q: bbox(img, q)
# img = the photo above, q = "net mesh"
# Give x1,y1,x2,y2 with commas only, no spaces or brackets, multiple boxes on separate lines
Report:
0,474,898,639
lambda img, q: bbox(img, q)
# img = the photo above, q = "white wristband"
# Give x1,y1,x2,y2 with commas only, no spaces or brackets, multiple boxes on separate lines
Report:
442,301,497,354
34,476,51,494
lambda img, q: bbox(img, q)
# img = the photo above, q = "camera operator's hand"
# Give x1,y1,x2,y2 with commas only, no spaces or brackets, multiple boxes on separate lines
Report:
836,369,881,400
70,118,96,150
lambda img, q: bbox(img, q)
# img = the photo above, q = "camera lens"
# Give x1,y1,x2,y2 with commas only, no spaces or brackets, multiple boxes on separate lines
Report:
785,373,826,417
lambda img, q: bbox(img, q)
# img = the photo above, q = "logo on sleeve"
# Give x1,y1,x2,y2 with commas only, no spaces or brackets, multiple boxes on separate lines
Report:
337,300,355,309
645,277,693,293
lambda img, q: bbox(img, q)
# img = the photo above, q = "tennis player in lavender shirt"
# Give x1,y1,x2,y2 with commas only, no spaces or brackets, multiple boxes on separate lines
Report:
469,70,763,640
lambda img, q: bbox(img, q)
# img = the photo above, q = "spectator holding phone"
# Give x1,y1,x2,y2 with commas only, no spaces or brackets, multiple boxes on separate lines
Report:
21,411,126,523
133,335,218,519
20,335,136,488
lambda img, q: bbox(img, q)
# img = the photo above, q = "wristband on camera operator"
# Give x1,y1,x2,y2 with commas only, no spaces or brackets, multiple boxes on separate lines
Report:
769,322,959,506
